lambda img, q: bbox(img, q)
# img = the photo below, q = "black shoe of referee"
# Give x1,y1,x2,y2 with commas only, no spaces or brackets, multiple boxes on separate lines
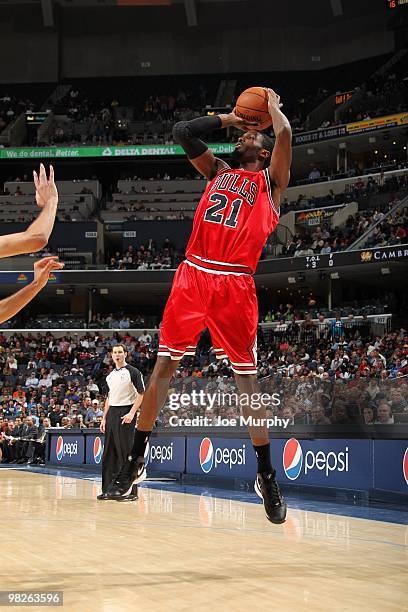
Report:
254,470,287,524
106,456,146,499
115,484,138,502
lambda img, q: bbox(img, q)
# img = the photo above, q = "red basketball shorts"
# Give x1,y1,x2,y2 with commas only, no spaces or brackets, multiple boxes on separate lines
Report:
158,261,258,374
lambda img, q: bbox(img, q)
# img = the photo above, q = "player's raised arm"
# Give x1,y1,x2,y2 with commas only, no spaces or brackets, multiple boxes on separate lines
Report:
172,113,258,180
265,89,292,207
0,164,58,259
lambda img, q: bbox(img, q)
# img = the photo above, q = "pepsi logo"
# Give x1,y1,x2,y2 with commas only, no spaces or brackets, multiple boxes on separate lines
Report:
54,436,79,460
93,437,103,464
56,436,64,461
403,447,408,486
283,438,303,480
199,438,214,473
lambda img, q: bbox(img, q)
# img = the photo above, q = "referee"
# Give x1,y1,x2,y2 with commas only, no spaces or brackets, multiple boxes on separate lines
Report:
97,344,145,501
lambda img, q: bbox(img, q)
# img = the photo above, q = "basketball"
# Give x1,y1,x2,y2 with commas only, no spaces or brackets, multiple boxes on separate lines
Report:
234,87,272,130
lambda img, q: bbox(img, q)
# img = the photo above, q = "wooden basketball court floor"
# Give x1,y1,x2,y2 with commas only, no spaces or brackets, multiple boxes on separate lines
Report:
0,467,407,612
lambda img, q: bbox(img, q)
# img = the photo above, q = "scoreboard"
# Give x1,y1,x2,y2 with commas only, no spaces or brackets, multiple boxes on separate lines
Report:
304,254,335,270
256,245,408,275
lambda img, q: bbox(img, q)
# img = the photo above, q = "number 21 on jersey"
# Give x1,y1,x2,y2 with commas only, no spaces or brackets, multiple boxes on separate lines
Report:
204,193,243,229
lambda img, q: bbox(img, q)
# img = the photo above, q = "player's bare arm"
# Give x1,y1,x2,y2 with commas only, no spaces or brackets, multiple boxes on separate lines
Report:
0,164,58,258
173,113,258,180
0,256,63,324
265,88,292,209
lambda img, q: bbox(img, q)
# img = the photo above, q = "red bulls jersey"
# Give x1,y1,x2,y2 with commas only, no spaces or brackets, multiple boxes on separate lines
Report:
185,167,279,274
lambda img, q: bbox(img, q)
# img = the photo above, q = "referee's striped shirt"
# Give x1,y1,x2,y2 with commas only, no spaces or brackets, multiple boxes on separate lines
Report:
105,364,145,406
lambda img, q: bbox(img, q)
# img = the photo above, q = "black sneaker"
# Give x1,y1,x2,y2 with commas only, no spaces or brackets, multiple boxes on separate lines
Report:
106,456,146,499
254,470,287,524
97,492,111,501
115,484,138,502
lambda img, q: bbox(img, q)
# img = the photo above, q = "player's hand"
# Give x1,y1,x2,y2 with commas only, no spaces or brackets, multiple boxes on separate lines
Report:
100,418,106,433
33,164,58,208
264,88,283,114
33,256,64,288
121,412,135,424
222,111,262,131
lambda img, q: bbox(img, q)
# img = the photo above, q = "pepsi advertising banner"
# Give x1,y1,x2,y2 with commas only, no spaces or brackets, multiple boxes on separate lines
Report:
187,437,257,478
373,441,408,494
45,431,407,497
49,434,84,465
277,438,373,489
83,434,185,472
186,437,374,491
144,436,185,473
85,434,104,466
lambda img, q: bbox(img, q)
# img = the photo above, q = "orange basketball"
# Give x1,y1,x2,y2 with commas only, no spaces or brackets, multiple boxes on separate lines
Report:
234,87,272,130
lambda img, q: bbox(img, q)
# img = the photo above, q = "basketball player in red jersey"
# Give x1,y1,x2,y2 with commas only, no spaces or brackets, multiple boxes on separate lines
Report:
107,89,292,524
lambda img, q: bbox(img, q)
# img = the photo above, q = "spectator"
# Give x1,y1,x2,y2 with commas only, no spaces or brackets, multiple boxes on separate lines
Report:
375,401,394,424
85,399,103,425
25,371,39,388
138,330,152,344
308,167,321,181
310,404,331,425
363,405,375,425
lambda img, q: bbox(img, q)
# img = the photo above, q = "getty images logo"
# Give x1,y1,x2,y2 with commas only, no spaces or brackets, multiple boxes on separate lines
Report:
199,437,246,474
283,438,349,480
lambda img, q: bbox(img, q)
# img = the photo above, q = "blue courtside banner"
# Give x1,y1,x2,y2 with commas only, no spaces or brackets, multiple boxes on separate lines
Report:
275,438,373,489
187,436,257,478
45,432,407,497
186,437,373,490
145,436,185,473
85,434,104,466
373,440,408,494
49,433,85,465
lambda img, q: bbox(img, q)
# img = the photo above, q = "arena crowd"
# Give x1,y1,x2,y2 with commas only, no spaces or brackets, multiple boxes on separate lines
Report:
0,322,406,462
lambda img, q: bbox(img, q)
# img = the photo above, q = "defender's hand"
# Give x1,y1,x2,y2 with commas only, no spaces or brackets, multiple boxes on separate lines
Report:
33,164,58,208
33,256,64,288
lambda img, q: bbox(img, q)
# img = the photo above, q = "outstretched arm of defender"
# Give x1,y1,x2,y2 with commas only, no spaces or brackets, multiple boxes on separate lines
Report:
172,113,257,180
0,256,63,324
0,164,58,258
266,89,292,207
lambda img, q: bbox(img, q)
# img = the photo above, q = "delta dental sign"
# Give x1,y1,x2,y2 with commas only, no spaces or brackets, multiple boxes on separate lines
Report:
1,112,406,159
0,143,235,159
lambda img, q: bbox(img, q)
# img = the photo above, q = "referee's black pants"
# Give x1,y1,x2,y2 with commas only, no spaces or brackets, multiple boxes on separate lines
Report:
102,405,137,492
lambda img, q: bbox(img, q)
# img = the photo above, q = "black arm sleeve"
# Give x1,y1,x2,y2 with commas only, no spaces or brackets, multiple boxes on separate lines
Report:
172,115,222,159
127,365,145,394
